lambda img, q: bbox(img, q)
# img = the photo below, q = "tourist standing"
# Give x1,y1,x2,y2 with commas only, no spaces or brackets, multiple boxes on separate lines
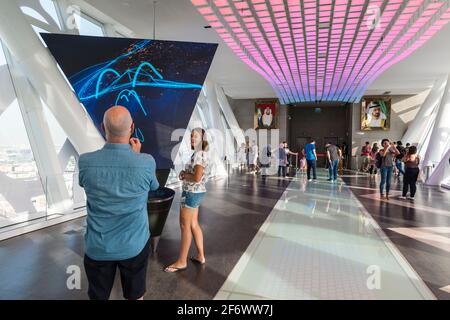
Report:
368,142,379,176
360,141,372,173
304,139,318,181
165,128,210,272
395,141,406,178
400,146,420,200
379,139,400,200
326,143,341,182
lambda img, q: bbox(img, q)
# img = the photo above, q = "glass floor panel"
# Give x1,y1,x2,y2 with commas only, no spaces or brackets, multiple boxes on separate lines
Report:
215,172,435,300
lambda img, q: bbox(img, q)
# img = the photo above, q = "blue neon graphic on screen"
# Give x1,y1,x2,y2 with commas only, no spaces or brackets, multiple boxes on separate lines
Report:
41,34,217,169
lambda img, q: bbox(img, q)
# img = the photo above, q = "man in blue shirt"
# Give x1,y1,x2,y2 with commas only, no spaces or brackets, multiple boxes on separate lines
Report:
79,106,159,300
303,139,318,181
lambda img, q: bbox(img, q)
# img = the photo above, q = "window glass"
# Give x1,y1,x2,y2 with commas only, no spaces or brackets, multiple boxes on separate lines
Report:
0,42,46,229
39,0,61,29
74,13,105,36
21,6,49,24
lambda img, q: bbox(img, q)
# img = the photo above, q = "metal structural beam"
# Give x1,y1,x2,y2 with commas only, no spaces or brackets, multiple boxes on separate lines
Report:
402,75,447,146
4,47,71,210
0,0,104,155
215,83,246,148
423,72,450,170
426,147,450,186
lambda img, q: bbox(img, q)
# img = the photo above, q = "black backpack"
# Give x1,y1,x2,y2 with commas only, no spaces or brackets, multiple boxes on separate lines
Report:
375,153,383,169
396,146,406,160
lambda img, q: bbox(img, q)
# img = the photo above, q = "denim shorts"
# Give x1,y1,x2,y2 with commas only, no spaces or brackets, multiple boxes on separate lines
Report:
181,191,206,209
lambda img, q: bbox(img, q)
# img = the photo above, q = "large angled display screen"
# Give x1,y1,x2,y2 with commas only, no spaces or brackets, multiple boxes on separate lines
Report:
41,33,217,169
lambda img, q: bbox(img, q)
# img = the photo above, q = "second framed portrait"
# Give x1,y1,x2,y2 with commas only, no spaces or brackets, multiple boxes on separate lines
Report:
361,97,391,131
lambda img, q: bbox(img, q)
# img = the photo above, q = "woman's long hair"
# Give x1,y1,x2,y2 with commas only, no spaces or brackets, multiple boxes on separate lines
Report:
372,143,379,153
191,128,209,151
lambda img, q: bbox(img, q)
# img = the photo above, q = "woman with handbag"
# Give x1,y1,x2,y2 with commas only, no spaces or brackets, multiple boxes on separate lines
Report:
399,146,420,200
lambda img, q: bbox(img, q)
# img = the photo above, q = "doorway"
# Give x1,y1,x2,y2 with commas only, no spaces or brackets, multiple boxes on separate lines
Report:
288,104,350,167
295,136,310,153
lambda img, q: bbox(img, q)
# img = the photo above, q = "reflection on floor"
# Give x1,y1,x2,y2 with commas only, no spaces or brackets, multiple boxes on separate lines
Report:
0,172,290,299
0,170,446,299
216,171,434,300
342,172,450,300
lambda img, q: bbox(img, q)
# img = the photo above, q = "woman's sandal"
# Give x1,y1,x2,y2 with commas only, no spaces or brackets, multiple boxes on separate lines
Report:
190,256,206,265
163,265,188,273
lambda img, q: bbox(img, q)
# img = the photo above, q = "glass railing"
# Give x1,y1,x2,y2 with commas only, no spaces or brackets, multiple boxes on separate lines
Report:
0,171,86,232
0,174,46,230
44,171,86,216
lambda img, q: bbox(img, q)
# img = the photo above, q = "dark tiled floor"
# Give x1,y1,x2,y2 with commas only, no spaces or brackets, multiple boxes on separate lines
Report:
341,172,450,300
0,172,290,300
1,170,449,300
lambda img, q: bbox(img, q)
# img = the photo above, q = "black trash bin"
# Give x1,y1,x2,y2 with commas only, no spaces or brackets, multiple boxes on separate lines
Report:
147,187,175,253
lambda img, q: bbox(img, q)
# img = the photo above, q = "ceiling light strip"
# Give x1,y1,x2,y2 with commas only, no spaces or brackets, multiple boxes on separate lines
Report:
356,1,450,99
192,0,450,103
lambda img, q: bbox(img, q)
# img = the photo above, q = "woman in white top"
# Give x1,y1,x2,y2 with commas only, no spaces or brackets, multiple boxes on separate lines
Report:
248,141,259,173
164,128,209,273
237,143,247,169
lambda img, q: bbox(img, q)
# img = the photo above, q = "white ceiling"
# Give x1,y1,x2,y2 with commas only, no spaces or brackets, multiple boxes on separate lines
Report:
84,0,450,99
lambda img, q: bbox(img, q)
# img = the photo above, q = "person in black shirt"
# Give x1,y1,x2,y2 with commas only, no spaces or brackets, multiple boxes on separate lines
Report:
395,141,406,178
341,142,349,169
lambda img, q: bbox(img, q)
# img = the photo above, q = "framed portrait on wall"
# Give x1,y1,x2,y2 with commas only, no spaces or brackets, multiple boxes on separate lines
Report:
255,100,278,129
361,97,391,131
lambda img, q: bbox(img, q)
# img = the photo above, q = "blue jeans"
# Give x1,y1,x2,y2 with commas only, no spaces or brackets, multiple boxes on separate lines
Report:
181,191,206,209
395,159,405,176
380,167,393,194
278,165,286,177
306,159,317,180
328,160,339,181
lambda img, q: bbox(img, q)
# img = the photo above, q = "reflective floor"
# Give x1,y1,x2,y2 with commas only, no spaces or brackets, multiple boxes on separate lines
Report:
216,171,435,300
0,173,290,299
341,172,450,299
0,170,445,300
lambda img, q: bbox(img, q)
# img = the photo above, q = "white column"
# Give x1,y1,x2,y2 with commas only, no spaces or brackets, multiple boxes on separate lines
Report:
423,73,450,168
203,80,227,131
215,83,246,147
0,0,104,154
425,148,450,186
417,116,436,162
402,75,447,145
4,48,71,210
203,80,229,161
190,98,227,177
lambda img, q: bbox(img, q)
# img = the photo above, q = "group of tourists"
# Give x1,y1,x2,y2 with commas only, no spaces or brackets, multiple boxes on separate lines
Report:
360,140,420,200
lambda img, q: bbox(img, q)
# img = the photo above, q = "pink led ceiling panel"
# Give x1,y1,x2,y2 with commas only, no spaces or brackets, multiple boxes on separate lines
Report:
192,0,450,103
